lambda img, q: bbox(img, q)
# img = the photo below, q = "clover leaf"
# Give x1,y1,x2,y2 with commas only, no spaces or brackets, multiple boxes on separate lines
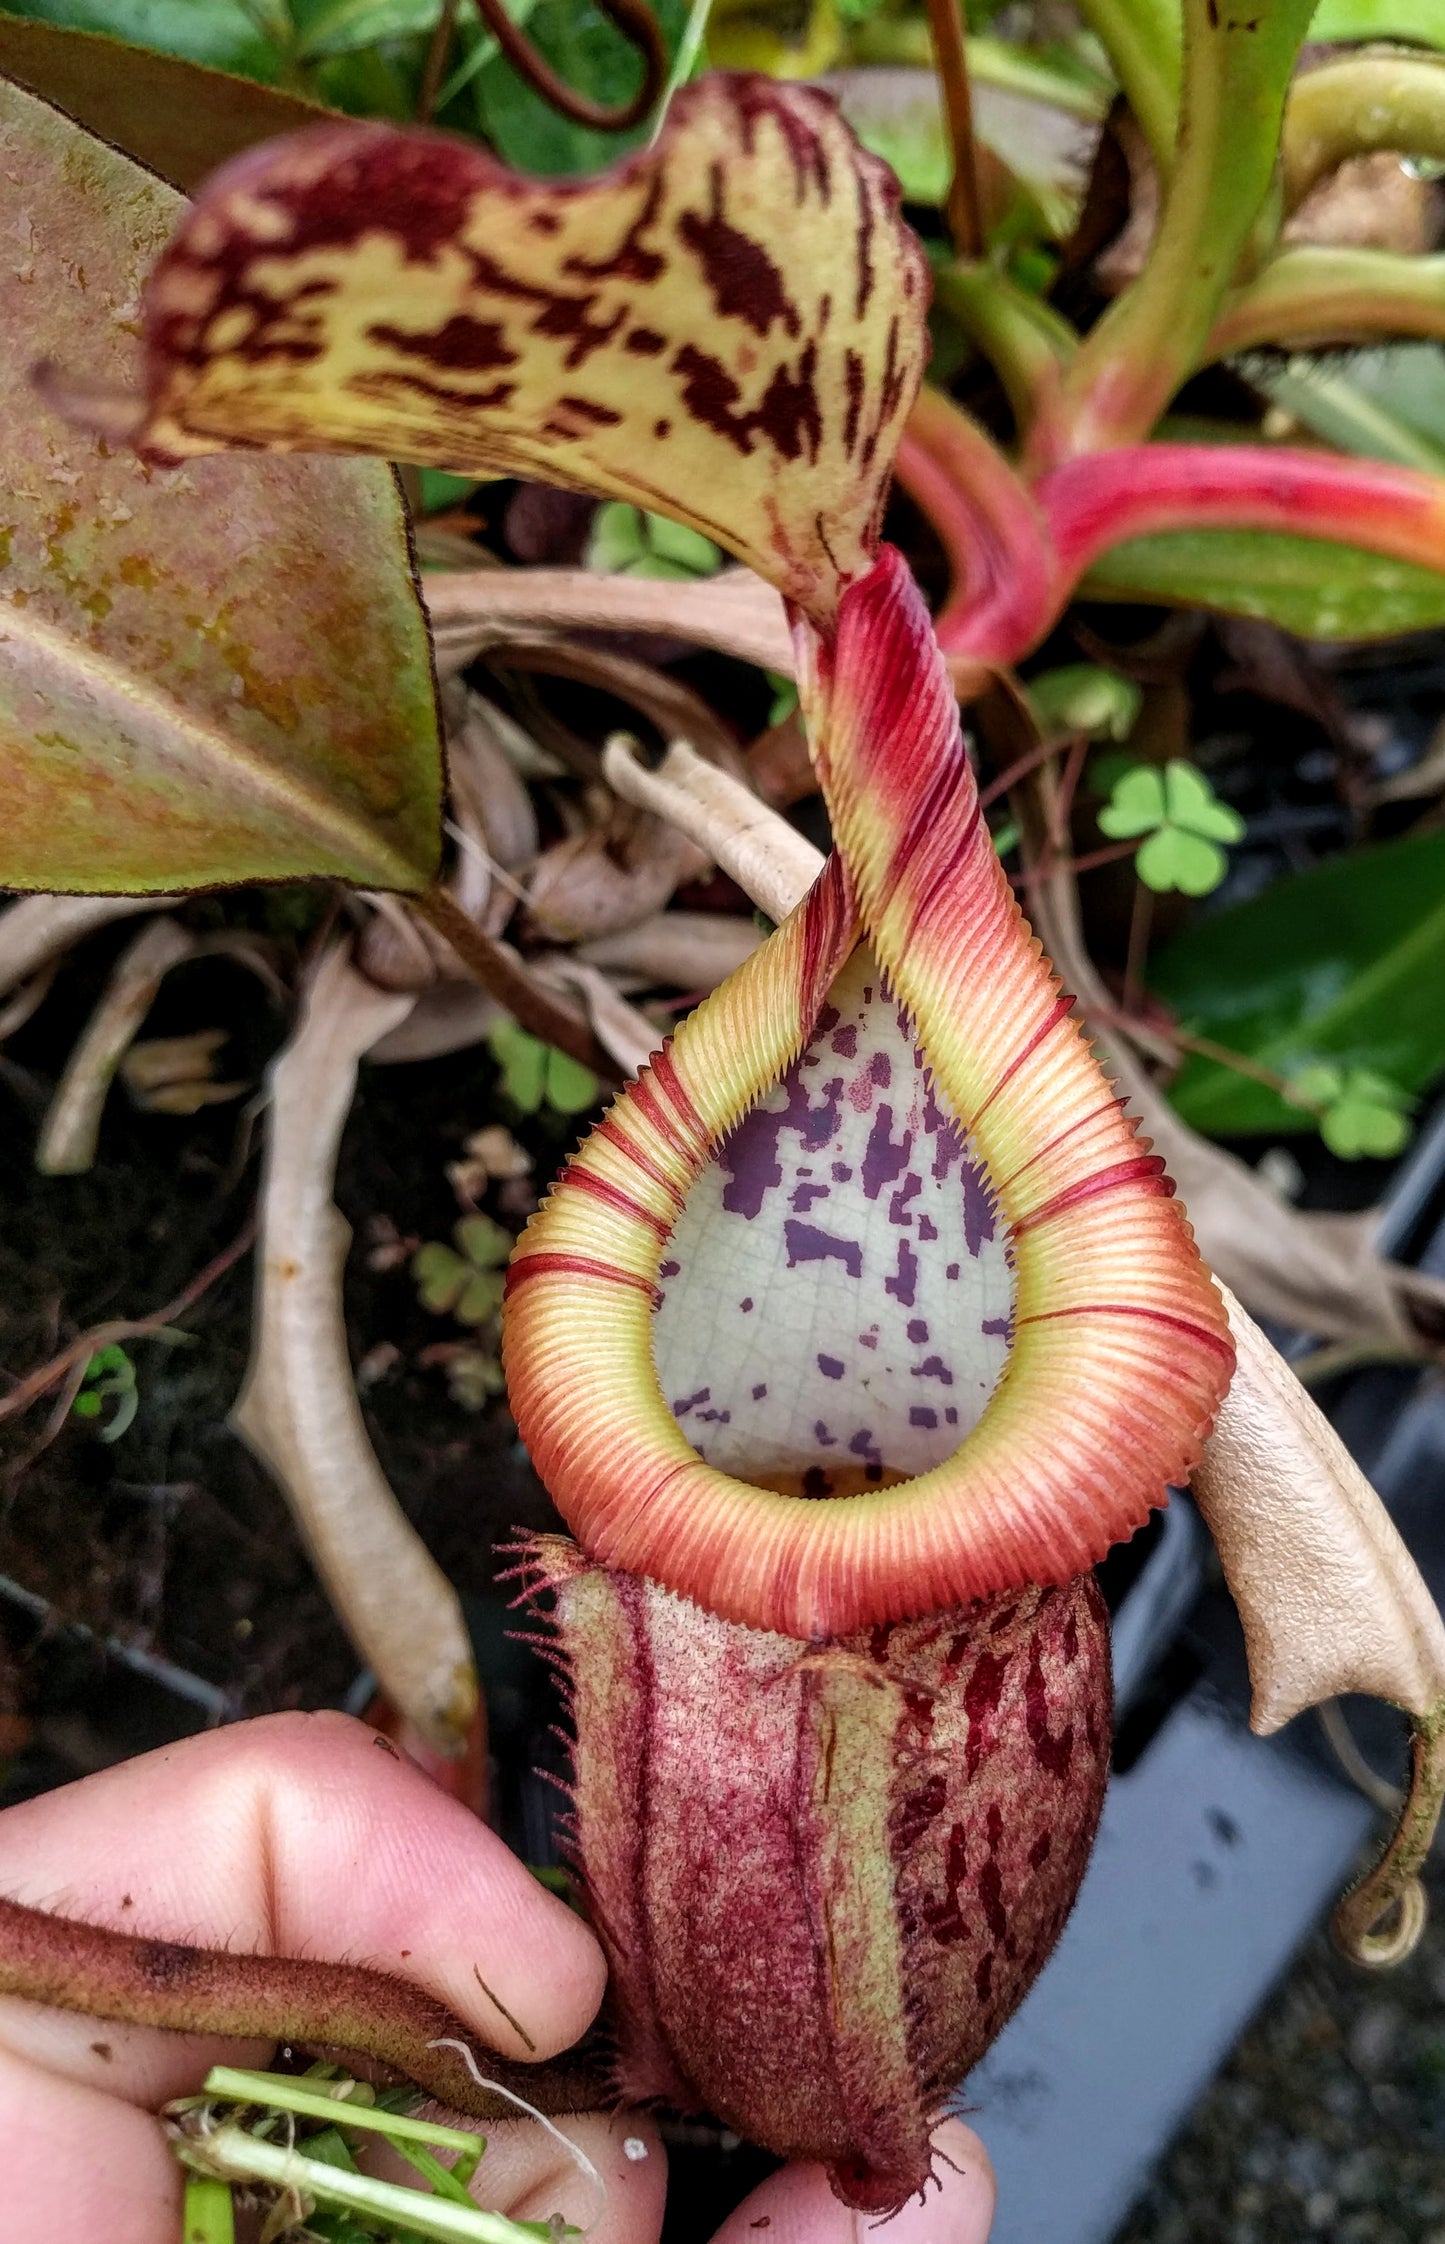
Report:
412,1214,513,1326
586,500,722,582
1098,760,1245,895
488,1019,600,1116
1290,1064,1415,1161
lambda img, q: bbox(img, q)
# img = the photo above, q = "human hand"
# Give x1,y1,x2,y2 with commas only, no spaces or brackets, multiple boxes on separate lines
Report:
0,1711,995,2243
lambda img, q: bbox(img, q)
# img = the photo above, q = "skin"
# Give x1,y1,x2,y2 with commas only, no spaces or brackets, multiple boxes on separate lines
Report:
0,1710,996,2244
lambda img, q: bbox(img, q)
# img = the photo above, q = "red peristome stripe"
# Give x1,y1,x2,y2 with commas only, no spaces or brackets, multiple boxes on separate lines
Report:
506,1253,659,1303
591,1114,688,1212
1038,444,1445,600
1018,1303,1235,1362
972,993,1074,1124
563,1168,673,1241
994,1095,1127,1195
1010,1153,1171,1239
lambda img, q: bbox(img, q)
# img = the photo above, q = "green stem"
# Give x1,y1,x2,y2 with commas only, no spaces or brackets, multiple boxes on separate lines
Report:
1332,1702,1445,1967
176,2125,545,2244
1283,51,1445,209
1049,0,1317,462
932,263,1077,444
649,0,713,142
181,2175,235,2244
1206,247,1445,362
1073,0,1182,174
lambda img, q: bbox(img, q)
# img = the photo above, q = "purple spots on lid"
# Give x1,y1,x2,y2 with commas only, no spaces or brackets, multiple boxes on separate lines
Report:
784,1220,862,1279
982,1315,1011,1338
740,1296,754,1312
660,1259,681,1278
817,1354,845,1380
815,1004,840,1037
791,1182,829,1213
945,1407,959,1426
848,1427,881,1463
832,1162,852,1182
752,1382,768,1400
910,1406,939,1430
912,1357,955,1386
858,1331,878,1349
814,1420,837,1447
884,1237,918,1309
831,1023,858,1058
869,1051,891,1087
918,1214,938,1242
907,1318,929,1343
802,1466,833,1497
672,1387,711,1418
946,1262,960,1280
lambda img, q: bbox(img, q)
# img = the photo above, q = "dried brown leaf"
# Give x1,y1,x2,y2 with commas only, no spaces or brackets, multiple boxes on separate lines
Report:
423,565,794,684
526,801,705,946
36,916,195,1175
601,737,826,926
577,911,761,990
0,893,176,1002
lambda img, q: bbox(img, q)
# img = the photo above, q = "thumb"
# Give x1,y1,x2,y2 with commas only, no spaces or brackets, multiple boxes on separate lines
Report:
708,2120,996,2244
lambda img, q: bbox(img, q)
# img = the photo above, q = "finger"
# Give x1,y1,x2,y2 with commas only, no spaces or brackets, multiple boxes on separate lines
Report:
464,2112,668,2244
0,2038,181,2244
0,1710,605,2099
708,2121,996,2244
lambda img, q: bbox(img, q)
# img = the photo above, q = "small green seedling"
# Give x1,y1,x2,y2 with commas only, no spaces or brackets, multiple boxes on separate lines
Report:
413,1216,513,1326
586,499,721,581
1028,663,1141,744
487,1020,600,1117
1097,760,1246,896
72,1343,139,1441
1290,1064,1415,1160
169,2063,574,2244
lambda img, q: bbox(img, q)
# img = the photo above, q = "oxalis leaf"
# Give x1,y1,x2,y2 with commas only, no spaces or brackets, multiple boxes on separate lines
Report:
1,76,440,894
1081,526,1445,641
1150,826,1445,1138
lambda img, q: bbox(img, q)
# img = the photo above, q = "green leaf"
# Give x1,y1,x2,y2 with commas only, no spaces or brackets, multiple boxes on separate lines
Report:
1137,825,1228,896
587,501,649,573
418,468,481,514
1150,826,1445,1135
1097,764,1167,839
455,1213,512,1269
473,0,689,177
544,1048,602,1115
456,1269,507,1326
487,1018,549,1112
646,512,722,575
0,13,330,189
1163,761,1245,843
0,79,441,894
0,0,280,81
1309,0,1445,48
412,1242,470,1314
294,0,442,60
1027,662,1141,743
1081,527,1445,640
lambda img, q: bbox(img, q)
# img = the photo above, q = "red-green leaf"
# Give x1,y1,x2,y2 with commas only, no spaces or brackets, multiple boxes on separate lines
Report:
1,77,441,893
